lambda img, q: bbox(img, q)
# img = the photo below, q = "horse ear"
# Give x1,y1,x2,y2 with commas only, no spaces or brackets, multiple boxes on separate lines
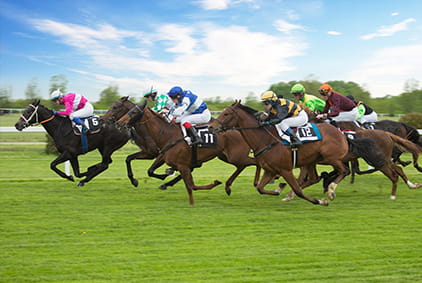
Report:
233,100,241,106
33,99,40,106
122,96,129,101
139,100,147,109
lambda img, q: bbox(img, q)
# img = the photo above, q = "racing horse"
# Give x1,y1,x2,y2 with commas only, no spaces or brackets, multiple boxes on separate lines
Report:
208,101,380,206
102,97,181,189
15,100,129,186
116,105,260,205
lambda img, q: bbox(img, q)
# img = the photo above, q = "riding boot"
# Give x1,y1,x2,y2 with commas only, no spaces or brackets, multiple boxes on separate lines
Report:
284,127,302,146
187,127,203,146
72,117,88,133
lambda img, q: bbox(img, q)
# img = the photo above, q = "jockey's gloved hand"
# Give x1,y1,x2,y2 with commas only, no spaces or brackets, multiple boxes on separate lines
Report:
254,111,263,119
258,120,271,126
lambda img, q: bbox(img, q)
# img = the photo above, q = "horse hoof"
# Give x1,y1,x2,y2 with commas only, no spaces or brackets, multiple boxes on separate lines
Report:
165,168,176,176
77,182,85,187
68,176,75,182
328,191,336,201
390,195,396,200
214,180,222,186
159,184,167,190
131,179,139,187
282,197,293,202
319,199,329,206
225,188,231,196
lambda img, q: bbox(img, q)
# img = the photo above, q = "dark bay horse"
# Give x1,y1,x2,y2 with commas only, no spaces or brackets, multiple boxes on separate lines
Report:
286,122,421,201
207,101,377,206
117,106,260,205
102,97,179,188
14,100,129,186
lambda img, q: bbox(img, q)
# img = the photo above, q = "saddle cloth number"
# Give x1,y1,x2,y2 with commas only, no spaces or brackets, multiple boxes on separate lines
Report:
342,130,356,140
297,126,316,138
85,116,101,131
196,126,217,147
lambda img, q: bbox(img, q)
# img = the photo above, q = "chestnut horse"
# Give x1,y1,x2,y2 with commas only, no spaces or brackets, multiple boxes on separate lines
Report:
102,97,181,189
208,101,372,206
117,105,260,205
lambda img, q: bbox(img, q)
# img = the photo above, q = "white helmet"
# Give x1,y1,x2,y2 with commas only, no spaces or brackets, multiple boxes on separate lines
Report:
50,89,63,100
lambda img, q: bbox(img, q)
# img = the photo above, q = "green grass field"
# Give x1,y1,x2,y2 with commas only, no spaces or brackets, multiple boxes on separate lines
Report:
1,137,422,282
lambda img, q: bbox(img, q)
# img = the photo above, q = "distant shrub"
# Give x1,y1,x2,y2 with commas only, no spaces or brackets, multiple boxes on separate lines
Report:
399,112,422,129
45,134,59,155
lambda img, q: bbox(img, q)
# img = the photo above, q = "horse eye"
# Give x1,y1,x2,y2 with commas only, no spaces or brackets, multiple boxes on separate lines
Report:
223,113,229,117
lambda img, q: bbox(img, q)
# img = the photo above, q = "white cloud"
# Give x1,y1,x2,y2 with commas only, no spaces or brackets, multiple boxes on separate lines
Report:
195,0,257,10
30,19,307,93
348,44,422,97
327,31,342,36
196,0,230,10
274,19,306,34
361,18,416,40
391,12,399,16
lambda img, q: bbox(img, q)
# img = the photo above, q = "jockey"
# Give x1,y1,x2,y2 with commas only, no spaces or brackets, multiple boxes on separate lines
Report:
260,90,308,146
143,88,173,112
50,89,94,126
167,86,211,145
291,83,325,113
346,95,378,126
316,82,358,122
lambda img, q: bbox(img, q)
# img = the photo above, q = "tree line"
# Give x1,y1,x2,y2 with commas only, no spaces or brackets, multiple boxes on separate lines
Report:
0,74,421,114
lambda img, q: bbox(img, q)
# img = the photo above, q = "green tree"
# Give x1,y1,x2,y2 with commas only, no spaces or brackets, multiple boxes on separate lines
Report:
49,74,68,94
403,78,420,93
95,85,120,108
25,78,41,101
0,86,12,108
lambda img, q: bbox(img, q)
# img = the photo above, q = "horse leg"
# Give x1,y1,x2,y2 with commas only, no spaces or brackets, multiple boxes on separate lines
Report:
349,160,356,184
148,155,172,180
178,167,222,206
253,165,261,187
255,170,281,195
393,164,421,190
378,165,399,200
159,174,183,190
326,160,349,201
280,169,328,206
69,156,87,178
50,153,75,182
223,165,246,196
77,154,113,186
284,164,321,202
125,151,155,187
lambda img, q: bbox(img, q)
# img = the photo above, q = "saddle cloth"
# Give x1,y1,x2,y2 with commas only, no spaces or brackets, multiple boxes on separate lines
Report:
72,116,102,135
281,123,322,145
195,125,217,148
342,130,357,140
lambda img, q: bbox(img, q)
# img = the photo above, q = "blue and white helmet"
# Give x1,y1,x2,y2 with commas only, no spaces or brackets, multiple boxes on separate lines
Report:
50,89,63,100
167,86,183,98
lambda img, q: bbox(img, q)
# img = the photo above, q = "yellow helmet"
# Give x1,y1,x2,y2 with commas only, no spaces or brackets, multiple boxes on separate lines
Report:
260,91,278,102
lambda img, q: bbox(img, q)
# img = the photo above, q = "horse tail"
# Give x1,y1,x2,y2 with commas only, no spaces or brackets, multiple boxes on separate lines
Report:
347,138,386,169
386,132,422,172
399,122,422,147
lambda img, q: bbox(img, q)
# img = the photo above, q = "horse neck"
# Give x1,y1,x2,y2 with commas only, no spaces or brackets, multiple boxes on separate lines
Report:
141,108,181,148
337,121,359,131
235,110,275,151
38,107,65,138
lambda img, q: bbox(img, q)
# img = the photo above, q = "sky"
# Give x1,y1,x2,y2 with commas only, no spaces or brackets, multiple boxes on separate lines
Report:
1,0,421,102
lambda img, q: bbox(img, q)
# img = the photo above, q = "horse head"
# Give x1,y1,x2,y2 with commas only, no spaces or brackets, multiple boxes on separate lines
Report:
101,96,134,123
116,100,147,130
15,100,52,131
209,100,243,133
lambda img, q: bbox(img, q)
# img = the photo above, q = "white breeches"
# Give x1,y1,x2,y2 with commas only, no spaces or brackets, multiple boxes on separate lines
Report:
178,109,211,136
331,107,358,122
69,102,94,119
358,111,378,123
275,110,308,136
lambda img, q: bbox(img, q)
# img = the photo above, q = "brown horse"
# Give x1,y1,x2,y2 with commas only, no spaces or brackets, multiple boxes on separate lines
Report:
102,97,180,188
116,105,260,205
286,122,421,200
208,101,374,206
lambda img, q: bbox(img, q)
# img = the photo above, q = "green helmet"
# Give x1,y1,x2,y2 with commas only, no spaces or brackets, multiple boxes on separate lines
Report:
290,83,306,94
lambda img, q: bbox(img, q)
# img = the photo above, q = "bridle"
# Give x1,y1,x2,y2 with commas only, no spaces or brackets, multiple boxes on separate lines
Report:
20,104,54,128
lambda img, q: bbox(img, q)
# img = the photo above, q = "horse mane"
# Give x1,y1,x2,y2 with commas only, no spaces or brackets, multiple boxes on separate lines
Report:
400,121,421,146
236,103,258,117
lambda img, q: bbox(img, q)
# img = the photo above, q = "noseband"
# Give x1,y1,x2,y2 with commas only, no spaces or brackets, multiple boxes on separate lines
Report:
214,106,239,131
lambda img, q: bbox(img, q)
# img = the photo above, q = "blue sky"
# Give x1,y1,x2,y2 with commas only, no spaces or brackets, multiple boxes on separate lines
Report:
1,0,421,102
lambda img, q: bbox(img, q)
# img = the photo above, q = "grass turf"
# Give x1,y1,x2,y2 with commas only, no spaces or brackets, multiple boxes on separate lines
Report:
1,146,421,282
